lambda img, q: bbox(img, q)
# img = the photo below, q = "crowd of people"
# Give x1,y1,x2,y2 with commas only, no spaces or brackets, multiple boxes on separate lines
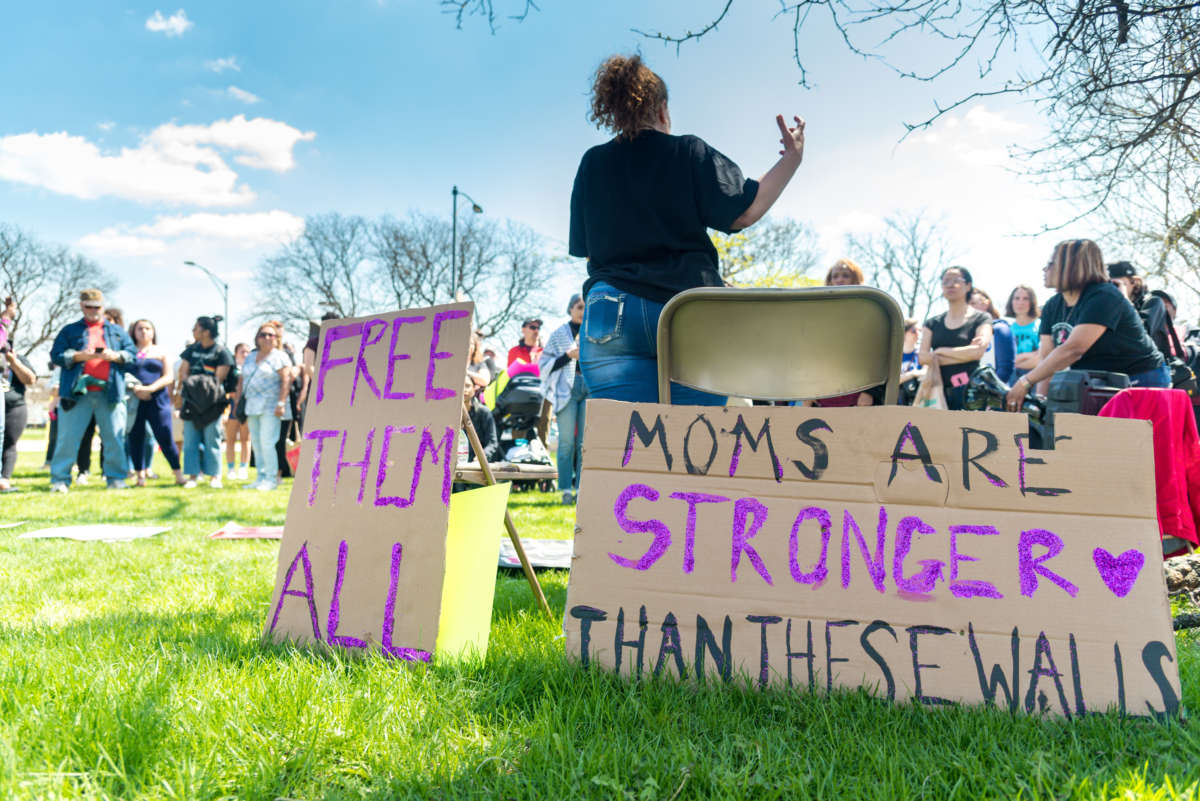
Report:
0,53,1192,499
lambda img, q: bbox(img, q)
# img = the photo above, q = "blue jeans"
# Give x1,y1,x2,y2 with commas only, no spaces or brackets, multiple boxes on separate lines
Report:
182,419,222,477
579,281,725,406
555,377,587,493
248,414,281,483
1129,364,1171,388
51,393,128,484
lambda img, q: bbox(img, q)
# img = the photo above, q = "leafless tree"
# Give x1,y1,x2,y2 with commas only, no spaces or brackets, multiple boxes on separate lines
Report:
712,217,821,287
847,211,958,320
251,213,386,332
374,212,557,338
0,224,118,360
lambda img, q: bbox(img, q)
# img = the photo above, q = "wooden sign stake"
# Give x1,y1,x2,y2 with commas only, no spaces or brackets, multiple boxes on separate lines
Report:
461,406,553,618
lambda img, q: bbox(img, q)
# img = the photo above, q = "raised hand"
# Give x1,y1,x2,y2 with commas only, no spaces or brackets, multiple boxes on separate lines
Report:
776,114,805,162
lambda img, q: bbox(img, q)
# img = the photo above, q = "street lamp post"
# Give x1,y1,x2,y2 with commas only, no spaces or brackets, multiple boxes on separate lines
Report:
183,260,229,343
450,185,484,300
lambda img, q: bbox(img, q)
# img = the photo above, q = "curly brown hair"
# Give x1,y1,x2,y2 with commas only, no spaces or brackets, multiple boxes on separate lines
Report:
588,54,668,140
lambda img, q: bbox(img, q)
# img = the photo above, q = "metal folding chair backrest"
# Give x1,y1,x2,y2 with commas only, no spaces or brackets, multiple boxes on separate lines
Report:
655,287,905,404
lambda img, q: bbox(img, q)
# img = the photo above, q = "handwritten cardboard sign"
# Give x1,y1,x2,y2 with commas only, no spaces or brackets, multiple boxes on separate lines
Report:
265,302,509,661
565,402,1182,717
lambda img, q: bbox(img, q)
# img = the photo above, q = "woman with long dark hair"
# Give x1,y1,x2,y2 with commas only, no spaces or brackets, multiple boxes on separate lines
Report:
126,319,183,487
570,54,806,404
1005,284,1040,378
919,267,993,410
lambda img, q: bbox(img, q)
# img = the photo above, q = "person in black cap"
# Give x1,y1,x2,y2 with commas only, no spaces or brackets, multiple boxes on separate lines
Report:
507,317,543,372
1108,260,1173,359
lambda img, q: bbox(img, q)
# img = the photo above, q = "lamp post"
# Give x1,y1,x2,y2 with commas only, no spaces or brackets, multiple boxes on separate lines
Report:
450,185,484,299
183,260,229,343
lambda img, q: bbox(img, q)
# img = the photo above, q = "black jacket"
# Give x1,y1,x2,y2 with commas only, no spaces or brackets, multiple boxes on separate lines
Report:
180,373,228,426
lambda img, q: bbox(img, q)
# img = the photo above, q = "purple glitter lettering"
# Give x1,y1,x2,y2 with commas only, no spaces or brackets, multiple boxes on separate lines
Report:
1017,528,1079,598
326,540,368,649
948,524,1003,599
375,425,454,508
668,491,729,573
268,542,321,639
840,507,887,593
1092,547,1144,598
788,505,831,585
316,323,362,405
350,319,387,405
425,309,470,401
382,315,426,400
335,428,375,504
608,483,671,571
304,429,341,506
373,425,417,507
380,542,433,663
730,497,773,585
892,515,944,595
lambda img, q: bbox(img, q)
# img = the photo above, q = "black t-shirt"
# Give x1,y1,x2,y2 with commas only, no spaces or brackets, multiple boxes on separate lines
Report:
924,309,991,388
3,353,33,407
1138,295,1172,358
1039,282,1164,375
569,130,759,304
180,342,234,378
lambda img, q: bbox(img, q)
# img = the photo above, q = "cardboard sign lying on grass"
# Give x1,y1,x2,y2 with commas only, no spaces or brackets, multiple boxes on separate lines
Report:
565,402,1181,717
265,302,508,661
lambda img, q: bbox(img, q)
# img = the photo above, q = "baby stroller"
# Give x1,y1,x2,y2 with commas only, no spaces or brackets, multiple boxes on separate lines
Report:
484,368,556,492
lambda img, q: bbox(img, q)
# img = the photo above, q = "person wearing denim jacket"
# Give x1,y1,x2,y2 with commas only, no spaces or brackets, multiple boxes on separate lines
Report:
47,288,136,491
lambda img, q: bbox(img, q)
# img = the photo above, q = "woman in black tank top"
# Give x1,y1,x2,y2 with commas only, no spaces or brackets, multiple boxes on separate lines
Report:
919,266,993,410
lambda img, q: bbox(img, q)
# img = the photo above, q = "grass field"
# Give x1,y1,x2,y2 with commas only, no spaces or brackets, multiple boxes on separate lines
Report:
1,429,1198,800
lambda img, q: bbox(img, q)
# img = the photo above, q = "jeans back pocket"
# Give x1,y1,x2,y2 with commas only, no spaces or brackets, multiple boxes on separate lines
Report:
584,293,624,345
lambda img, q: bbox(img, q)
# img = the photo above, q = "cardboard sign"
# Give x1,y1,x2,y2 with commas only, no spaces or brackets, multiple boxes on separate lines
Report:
565,402,1182,717
265,302,509,661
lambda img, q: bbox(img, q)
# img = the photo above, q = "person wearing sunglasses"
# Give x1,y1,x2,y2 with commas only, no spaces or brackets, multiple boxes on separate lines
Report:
47,288,137,492
507,318,544,375
233,324,293,490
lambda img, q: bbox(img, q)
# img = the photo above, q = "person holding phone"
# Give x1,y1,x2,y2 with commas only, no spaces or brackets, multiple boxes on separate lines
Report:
540,294,588,504
47,289,136,491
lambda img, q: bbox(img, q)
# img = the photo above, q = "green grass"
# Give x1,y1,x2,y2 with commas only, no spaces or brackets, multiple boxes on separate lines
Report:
0,436,1198,800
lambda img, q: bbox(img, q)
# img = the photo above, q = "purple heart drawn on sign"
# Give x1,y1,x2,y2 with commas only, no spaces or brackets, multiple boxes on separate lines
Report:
1092,548,1145,598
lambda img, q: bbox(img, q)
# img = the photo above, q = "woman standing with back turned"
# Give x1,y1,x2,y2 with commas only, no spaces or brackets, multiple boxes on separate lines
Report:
570,54,807,404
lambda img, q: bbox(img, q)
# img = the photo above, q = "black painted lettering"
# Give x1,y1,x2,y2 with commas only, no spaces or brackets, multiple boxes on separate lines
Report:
747,615,783,689
622,411,673,471
653,612,687,679
786,618,816,692
1141,640,1181,718
825,619,859,693
860,620,897,701
960,427,1007,490
1024,631,1072,716
967,623,1019,712
907,625,954,706
727,414,783,482
792,418,832,480
569,605,607,669
694,614,733,683
683,414,719,475
888,423,941,485
614,605,648,679
1014,433,1072,497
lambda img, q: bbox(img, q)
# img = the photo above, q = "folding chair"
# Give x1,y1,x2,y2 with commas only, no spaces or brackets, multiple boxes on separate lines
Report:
656,286,905,405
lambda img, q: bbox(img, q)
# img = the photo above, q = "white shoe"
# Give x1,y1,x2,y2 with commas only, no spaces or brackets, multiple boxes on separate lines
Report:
76,472,89,486
236,466,249,480
256,481,277,491
243,480,263,490
49,483,68,494
182,479,198,489
209,477,223,489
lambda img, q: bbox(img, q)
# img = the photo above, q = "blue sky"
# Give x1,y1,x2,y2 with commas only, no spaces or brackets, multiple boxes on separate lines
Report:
0,1,1090,357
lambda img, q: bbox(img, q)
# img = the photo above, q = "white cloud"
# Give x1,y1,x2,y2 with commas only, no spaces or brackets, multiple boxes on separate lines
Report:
904,105,1032,168
0,115,316,206
145,9,193,37
97,121,115,132
227,86,261,105
78,210,304,257
205,56,240,73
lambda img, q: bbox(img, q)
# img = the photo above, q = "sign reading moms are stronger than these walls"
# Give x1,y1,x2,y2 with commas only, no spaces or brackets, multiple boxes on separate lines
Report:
266,302,508,661
565,402,1182,717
